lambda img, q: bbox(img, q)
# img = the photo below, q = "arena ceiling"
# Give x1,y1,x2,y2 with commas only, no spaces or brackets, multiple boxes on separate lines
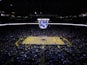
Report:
0,0,87,15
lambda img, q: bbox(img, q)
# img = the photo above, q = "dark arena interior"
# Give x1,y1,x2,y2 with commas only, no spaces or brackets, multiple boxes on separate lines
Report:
0,0,87,65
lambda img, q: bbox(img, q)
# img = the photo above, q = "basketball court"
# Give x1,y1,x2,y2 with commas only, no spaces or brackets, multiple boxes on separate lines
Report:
23,36,64,45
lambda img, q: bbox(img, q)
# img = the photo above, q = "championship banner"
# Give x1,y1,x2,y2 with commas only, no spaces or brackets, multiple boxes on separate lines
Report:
37,18,50,29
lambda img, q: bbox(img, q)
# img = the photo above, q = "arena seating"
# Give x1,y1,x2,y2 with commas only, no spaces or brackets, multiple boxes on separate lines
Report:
0,25,87,65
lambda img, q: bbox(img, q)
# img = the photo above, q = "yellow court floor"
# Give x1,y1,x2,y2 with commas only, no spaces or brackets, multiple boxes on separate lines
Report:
22,36,65,45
